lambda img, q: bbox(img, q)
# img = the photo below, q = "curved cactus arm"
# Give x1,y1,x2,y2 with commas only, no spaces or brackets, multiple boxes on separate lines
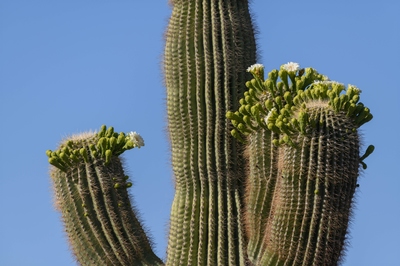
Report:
228,63,374,265
164,0,257,265
47,125,163,266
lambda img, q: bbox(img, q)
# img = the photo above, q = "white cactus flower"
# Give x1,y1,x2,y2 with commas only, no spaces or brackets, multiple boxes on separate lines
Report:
247,63,264,73
348,84,362,93
127,131,145,148
313,80,343,87
283,62,300,72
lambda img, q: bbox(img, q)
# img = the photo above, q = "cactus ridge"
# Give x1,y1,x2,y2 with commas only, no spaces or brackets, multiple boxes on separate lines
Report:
48,126,162,266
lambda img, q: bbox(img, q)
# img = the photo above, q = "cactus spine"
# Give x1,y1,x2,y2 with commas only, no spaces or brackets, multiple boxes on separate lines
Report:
164,0,256,264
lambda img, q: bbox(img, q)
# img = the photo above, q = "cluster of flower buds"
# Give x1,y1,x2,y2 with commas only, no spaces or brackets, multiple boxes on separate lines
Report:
227,63,373,146
46,125,144,171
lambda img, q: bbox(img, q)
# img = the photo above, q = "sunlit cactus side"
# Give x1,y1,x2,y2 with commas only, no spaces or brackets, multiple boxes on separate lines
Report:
228,63,374,265
164,0,257,265
47,125,163,266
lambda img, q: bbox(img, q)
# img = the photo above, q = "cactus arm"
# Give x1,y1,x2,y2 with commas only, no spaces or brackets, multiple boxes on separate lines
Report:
228,64,373,265
164,0,257,265
48,126,163,266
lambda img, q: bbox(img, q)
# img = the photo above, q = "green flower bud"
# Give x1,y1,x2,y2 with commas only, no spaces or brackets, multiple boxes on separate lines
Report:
272,139,280,146
352,94,360,104
243,116,257,130
283,91,293,106
237,123,250,134
239,105,250,116
277,82,285,95
97,137,108,155
231,129,245,143
49,157,66,172
59,152,71,166
109,137,117,151
249,89,259,100
360,145,375,161
69,154,79,163
79,148,88,162
298,112,308,134
296,79,304,90
98,125,107,137
226,111,244,124
245,80,253,89
275,96,283,109
347,103,357,116
265,99,274,110
268,69,278,82
105,150,112,165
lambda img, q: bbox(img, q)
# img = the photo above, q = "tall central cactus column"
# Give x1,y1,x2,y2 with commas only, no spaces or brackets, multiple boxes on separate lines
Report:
164,0,257,265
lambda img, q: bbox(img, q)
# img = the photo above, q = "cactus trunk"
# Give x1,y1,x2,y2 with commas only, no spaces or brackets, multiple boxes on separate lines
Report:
164,0,257,265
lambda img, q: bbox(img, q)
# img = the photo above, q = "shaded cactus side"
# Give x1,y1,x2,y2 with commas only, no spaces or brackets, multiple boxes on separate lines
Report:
47,126,163,266
227,63,374,265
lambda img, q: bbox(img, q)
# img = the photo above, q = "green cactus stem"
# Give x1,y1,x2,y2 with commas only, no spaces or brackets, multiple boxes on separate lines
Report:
164,0,257,265
48,125,162,266
228,63,374,265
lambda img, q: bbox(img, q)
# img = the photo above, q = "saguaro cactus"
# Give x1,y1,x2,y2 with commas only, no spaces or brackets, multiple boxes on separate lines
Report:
47,1,373,266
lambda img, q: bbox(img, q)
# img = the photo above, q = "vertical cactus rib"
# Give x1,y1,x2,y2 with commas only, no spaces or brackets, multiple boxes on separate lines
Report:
245,129,280,263
227,64,373,265
165,0,257,265
48,126,163,266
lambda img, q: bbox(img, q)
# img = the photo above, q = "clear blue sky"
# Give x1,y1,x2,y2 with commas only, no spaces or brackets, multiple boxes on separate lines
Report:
0,0,399,265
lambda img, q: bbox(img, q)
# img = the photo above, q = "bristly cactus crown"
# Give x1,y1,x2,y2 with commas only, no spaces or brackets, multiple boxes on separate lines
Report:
227,62,374,166
46,125,144,172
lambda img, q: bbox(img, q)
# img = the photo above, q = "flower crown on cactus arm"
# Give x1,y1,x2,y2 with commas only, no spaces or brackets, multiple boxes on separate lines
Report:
227,62,374,166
